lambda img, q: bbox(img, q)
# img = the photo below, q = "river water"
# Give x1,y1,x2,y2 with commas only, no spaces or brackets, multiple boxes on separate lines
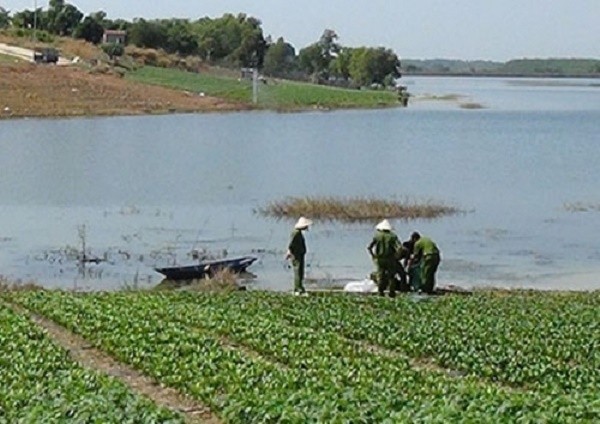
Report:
1,76,599,291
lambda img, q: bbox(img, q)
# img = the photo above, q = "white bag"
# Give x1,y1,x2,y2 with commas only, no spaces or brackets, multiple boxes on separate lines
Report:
343,279,378,293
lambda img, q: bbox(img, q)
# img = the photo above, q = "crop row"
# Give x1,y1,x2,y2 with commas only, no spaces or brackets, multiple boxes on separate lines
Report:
0,302,182,423
8,291,350,423
224,290,599,394
139,291,599,417
7,290,599,422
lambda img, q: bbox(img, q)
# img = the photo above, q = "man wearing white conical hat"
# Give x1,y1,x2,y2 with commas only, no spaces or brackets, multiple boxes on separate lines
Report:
285,217,313,295
367,219,402,297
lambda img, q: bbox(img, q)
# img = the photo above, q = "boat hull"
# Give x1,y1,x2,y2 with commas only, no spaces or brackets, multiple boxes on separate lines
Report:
155,256,257,280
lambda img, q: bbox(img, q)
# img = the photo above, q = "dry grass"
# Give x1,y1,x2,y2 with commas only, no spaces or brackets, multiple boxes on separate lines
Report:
187,269,242,293
55,38,105,61
155,268,243,293
259,196,461,223
0,277,44,291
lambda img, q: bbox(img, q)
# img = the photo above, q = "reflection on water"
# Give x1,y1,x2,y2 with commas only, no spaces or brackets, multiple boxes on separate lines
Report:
1,77,599,291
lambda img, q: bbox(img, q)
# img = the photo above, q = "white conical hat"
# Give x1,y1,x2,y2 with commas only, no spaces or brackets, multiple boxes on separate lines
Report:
375,219,392,231
294,216,313,229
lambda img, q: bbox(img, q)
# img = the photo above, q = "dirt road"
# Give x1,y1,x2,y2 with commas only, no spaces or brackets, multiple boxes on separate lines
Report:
0,42,71,65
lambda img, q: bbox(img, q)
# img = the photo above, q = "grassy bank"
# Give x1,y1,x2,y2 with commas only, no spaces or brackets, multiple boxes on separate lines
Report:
259,196,462,223
126,66,400,111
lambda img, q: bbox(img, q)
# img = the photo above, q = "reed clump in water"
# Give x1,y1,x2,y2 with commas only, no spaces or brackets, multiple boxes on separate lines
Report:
459,102,485,109
259,196,461,223
564,202,600,213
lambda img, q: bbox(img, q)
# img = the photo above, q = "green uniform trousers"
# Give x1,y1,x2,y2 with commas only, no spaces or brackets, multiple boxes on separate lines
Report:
420,253,440,294
375,259,397,297
293,256,306,293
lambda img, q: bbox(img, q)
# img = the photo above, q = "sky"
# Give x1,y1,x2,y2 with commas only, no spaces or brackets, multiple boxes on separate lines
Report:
3,0,599,61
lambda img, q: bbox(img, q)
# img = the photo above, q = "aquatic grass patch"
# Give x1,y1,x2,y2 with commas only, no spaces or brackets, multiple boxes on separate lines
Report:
418,93,464,101
258,196,462,223
459,102,486,109
564,201,600,212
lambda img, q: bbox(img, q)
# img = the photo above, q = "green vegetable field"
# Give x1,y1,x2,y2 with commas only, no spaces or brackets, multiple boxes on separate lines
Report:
0,302,183,423
1,290,599,422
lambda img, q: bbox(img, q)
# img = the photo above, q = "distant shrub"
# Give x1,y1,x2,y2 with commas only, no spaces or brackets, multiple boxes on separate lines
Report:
101,42,124,58
157,57,171,68
6,27,53,43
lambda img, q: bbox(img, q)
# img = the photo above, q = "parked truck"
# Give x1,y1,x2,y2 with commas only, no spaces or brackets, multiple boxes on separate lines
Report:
33,47,59,64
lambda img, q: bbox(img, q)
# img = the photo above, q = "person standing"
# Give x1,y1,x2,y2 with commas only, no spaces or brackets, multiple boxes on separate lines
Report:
408,232,441,294
285,217,312,295
367,219,402,297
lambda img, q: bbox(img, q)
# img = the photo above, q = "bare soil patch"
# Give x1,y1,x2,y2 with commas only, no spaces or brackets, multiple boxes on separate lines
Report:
7,301,221,424
0,63,248,119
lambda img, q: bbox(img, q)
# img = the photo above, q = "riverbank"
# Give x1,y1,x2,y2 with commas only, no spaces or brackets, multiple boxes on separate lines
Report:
0,60,402,119
0,62,249,119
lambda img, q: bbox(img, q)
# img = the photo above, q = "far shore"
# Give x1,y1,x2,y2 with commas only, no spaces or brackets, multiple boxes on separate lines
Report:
404,72,600,79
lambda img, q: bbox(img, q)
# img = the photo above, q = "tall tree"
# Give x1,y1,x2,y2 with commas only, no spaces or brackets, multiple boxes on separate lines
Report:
194,13,266,66
262,37,296,77
348,47,401,87
232,15,266,67
298,29,341,81
11,9,38,30
318,29,340,65
128,18,167,49
47,0,83,35
0,7,10,29
74,11,106,44
329,47,354,81
164,19,198,55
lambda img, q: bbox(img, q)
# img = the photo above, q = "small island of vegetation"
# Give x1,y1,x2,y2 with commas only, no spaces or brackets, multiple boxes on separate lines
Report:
259,196,462,223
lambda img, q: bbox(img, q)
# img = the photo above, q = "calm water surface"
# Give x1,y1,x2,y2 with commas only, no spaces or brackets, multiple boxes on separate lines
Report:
1,77,599,291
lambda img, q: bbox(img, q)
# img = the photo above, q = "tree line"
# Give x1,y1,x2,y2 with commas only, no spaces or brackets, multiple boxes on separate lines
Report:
0,2,401,88
403,58,600,77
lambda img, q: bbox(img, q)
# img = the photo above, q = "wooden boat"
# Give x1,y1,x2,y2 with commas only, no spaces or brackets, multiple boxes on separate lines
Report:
155,256,257,280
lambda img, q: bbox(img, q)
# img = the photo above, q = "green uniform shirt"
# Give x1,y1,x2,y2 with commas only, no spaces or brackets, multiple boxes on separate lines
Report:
413,236,439,257
369,230,401,260
288,229,306,258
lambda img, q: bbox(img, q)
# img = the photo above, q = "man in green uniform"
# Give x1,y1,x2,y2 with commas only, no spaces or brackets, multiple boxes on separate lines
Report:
367,219,402,297
408,232,441,294
285,217,312,296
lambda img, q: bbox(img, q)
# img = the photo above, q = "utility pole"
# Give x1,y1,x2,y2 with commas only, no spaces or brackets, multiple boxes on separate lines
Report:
252,67,258,105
